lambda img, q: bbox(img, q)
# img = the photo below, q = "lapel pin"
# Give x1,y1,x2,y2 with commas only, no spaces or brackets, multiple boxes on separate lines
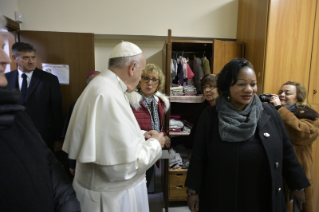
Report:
264,133,270,137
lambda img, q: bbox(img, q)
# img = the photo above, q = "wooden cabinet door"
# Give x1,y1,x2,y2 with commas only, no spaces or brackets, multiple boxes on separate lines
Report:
162,36,171,212
19,31,95,117
236,0,270,95
263,0,317,94
308,0,319,104
311,104,319,212
212,39,244,74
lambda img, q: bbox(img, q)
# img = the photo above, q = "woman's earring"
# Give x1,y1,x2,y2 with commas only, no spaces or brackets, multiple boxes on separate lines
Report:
227,95,230,102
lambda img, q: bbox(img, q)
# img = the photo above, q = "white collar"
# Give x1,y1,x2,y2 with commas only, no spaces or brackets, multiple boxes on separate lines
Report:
18,68,34,78
107,70,128,92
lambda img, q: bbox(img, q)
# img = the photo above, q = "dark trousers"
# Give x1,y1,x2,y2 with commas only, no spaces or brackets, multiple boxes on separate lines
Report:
146,165,154,188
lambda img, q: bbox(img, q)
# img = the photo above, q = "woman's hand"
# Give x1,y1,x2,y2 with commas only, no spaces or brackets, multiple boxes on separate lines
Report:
164,135,171,148
290,189,305,210
269,94,281,106
69,168,75,176
187,195,199,212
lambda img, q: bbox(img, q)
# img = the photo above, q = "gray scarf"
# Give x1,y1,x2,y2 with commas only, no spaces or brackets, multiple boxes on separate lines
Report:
286,103,297,113
215,93,263,142
140,92,160,133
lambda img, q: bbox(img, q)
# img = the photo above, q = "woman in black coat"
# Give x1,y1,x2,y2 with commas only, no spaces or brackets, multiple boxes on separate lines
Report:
0,14,80,212
185,58,310,212
189,74,218,148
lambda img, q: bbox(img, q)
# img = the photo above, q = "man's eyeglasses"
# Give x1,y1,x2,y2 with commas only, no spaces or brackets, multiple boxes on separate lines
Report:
142,76,160,84
202,85,217,90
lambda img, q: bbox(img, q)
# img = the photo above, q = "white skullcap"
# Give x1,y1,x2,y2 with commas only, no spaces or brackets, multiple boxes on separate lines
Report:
109,41,142,58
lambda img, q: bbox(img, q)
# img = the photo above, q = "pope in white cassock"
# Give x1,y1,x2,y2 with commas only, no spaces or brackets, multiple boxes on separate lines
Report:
62,41,165,212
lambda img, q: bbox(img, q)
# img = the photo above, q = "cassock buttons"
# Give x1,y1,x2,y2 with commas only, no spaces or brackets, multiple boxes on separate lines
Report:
264,132,270,137
275,162,279,168
277,188,281,193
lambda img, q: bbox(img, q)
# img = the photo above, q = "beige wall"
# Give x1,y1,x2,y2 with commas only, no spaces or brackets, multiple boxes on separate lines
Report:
0,0,19,21
95,37,165,71
1,0,239,38
1,0,239,70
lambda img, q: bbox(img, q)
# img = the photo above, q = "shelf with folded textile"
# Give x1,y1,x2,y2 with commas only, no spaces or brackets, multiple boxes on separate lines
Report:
161,29,244,211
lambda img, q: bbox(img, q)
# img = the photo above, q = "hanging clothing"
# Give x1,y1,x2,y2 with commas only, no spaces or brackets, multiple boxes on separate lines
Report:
171,59,177,83
177,58,184,85
181,57,188,79
192,58,204,93
201,56,211,75
186,63,194,79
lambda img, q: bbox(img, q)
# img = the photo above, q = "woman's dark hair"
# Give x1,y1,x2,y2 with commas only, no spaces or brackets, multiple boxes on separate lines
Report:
201,73,218,88
217,58,253,94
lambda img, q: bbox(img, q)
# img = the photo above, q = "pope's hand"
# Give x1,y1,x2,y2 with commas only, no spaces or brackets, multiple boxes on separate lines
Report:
145,130,165,148
144,130,159,139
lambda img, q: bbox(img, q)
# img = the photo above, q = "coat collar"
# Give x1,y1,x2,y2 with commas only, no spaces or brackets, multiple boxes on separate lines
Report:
126,90,170,112
6,69,42,103
257,111,270,131
25,68,42,102
6,70,19,88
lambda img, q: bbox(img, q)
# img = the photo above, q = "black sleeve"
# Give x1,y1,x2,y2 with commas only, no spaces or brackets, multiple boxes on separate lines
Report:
50,75,64,141
185,107,211,191
264,104,310,189
42,139,81,212
189,102,208,148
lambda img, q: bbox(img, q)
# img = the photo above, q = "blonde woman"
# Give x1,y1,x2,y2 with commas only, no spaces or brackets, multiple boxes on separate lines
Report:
126,63,170,188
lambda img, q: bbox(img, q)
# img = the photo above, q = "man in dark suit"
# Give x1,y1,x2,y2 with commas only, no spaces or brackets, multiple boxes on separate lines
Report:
5,42,64,151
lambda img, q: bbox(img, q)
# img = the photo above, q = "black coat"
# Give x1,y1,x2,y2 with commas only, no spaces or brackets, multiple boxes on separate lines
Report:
189,100,210,148
0,87,80,212
185,103,310,212
5,68,63,147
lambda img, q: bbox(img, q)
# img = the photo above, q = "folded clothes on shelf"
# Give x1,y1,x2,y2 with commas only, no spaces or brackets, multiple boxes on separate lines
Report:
169,119,184,129
170,115,180,120
169,148,183,168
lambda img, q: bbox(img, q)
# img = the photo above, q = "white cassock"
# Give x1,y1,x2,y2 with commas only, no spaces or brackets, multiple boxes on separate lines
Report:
62,70,162,212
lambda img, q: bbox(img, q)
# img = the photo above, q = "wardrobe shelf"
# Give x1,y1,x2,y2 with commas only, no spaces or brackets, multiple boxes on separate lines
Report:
169,95,204,103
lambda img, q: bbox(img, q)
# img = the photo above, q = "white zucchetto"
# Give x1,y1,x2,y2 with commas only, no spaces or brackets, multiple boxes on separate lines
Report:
109,41,142,58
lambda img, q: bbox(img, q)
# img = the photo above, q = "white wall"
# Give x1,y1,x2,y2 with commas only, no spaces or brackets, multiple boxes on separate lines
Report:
95,38,165,71
1,0,238,39
0,0,19,21
1,0,239,70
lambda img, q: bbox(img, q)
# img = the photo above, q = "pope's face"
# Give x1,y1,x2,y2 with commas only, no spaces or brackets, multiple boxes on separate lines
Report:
132,54,146,90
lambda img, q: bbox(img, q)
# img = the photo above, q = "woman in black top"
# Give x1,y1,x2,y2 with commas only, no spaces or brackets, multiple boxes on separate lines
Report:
189,73,218,148
185,58,309,212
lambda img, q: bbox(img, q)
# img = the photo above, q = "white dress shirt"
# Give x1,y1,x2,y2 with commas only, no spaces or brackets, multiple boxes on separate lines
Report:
17,69,34,90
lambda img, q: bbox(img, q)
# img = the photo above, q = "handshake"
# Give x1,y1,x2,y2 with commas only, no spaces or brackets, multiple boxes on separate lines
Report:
144,130,169,148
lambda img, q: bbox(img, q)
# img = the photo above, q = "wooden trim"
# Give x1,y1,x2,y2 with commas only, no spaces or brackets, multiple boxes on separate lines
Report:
4,16,20,32
168,29,172,43
172,39,213,44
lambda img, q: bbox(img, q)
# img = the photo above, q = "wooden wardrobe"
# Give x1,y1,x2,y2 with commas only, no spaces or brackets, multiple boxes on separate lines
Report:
237,0,319,210
161,29,244,211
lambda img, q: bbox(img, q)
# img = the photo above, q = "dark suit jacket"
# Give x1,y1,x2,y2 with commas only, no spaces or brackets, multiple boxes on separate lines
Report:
5,68,63,147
